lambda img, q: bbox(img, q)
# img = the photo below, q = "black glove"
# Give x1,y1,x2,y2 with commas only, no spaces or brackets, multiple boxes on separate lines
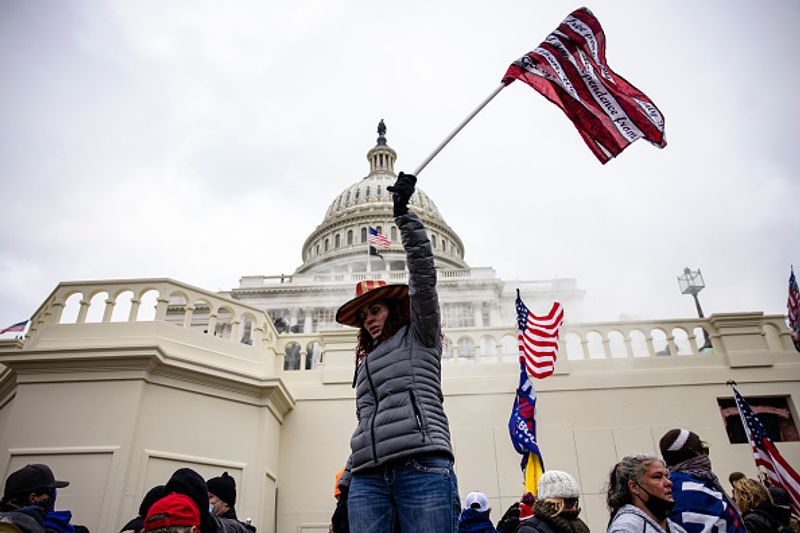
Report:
387,171,417,217
496,502,521,533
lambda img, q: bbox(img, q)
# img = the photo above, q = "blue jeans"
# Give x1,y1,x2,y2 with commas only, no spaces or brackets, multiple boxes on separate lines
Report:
348,454,460,533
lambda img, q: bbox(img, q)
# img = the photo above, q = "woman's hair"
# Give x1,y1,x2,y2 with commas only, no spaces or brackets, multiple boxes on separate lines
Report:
355,298,410,363
734,478,769,514
607,454,664,518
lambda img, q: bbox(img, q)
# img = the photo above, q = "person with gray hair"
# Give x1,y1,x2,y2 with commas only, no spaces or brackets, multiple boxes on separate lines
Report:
606,454,686,533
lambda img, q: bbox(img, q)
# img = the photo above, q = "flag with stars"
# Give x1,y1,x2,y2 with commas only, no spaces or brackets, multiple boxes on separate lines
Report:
732,384,800,514
368,226,390,248
0,320,28,335
516,289,564,379
509,361,545,495
788,267,800,335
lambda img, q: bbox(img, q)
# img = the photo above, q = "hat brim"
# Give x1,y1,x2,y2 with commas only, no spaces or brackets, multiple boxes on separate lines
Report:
49,480,70,489
336,284,409,328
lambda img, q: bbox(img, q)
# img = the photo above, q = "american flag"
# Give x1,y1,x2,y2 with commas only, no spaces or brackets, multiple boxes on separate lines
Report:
788,267,800,334
731,384,800,515
516,290,564,379
368,226,390,248
509,361,545,495
502,7,666,164
0,320,27,335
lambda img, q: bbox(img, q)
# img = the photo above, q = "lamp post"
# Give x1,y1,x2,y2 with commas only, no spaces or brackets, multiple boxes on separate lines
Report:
677,267,712,350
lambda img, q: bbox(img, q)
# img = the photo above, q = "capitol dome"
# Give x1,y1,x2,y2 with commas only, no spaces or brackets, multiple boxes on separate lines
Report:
296,121,468,274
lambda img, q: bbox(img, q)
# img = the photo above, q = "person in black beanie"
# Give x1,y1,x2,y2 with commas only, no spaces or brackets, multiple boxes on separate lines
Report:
165,468,250,533
119,484,166,533
207,472,236,518
207,472,254,532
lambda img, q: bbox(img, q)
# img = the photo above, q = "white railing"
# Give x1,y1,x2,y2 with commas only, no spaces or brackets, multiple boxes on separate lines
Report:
27,278,278,347
275,314,795,372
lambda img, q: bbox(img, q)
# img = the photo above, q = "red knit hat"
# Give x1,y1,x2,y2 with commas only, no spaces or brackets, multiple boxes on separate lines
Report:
335,280,408,328
145,493,201,531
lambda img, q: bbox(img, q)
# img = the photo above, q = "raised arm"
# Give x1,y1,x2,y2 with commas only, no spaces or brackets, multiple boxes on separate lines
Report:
389,173,440,348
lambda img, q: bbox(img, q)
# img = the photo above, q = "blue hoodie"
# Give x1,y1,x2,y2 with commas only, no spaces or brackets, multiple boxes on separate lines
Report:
457,508,498,533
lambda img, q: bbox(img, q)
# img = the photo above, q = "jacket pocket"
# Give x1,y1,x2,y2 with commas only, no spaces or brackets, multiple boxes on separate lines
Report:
408,390,427,441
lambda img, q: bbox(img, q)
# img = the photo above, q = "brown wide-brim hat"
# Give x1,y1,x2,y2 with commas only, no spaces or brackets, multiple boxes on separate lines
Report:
336,279,409,328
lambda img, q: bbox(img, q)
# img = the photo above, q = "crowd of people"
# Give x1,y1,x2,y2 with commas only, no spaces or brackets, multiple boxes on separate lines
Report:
0,465,256,533
327,428,798,533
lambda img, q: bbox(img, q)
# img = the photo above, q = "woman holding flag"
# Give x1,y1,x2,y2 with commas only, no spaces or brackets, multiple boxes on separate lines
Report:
335,171,459,532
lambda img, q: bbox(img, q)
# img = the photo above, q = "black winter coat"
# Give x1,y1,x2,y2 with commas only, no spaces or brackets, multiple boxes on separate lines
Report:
743,500,791,532
349,212,453,473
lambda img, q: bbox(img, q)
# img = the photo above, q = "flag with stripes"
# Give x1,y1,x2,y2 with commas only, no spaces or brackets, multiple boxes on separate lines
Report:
502,7,666,164
509,361,545,495
516,289,564,379
368,226,390,248
788,267,800,335
731,384,800,515
0,320,28,334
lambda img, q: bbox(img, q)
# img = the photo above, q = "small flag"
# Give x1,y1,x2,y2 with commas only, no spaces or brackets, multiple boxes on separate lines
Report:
0,320,28,335
368,226,390,248
369,246,383,258
502,7,666,164
516,290,564,379
509,361,545,495
731,384,800,514
788,267,800,335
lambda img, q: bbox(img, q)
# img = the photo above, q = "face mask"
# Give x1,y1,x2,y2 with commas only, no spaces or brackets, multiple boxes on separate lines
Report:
637,485,674,521
209,503,215,514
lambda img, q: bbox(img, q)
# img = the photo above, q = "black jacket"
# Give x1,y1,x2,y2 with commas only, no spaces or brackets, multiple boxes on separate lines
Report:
743,500,791,532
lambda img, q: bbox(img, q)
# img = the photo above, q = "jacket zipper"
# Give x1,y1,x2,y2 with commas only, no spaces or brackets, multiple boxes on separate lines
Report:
409,390,427,441
363,356,379,464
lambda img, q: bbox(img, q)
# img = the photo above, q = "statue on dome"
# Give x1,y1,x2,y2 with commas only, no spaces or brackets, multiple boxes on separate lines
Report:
377,119,387,145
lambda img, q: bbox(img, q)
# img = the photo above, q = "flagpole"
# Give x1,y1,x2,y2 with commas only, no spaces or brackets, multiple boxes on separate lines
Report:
413,83,508,176
367,239,371,274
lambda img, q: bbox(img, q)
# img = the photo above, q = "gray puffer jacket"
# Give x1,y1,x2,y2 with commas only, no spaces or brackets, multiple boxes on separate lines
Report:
608,504,687,533
349,211,453,473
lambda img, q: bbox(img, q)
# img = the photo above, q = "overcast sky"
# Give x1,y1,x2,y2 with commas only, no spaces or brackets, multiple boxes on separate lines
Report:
1,1,798,332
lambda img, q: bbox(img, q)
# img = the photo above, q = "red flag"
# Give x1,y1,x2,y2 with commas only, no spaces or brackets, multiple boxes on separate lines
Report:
502,7,666,164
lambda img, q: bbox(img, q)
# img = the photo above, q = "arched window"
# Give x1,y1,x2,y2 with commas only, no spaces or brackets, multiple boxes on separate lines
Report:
431,234,437,249
361,227,367,243
347,230,353,245
355,190,360,200
390,226,397,242
335,234,340,248
346,192,351,203
366,186,371,198
377,185,383,196
316,244,320,255
324,238,329,251
376,225,382,234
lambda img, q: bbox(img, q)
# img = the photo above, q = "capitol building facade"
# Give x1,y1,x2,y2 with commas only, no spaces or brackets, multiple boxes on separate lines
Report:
0,126,798,533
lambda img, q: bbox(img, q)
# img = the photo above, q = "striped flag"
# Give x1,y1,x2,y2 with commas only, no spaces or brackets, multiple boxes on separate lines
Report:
731,384,800,515
788,267,800,335
509,361,545,495
368,226,390,248
502,7,666,164
0,320,28,335
516,290,564,379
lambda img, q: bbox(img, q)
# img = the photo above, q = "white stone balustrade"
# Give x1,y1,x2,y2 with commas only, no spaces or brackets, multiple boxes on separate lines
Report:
17,279,796,378
26,278,277,348
274,313,796,374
